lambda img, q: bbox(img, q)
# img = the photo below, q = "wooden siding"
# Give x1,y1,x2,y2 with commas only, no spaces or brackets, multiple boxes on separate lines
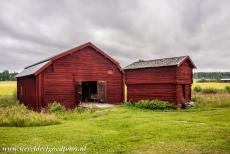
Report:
127,83,176,103
17,75,37,109
41,46,123,108
176,59,193,84
126,67,176,84
72,47,123,104
176,84,191,104
125,59,194,104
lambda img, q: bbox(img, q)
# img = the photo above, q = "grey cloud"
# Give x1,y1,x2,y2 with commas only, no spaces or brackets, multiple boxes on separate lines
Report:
0,0,230,72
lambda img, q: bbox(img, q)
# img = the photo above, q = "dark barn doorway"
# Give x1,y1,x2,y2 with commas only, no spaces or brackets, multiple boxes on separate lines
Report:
76,81,107,104
82,81,98,102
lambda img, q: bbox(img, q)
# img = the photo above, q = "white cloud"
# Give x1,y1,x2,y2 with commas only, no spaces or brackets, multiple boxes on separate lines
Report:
0,0,230,72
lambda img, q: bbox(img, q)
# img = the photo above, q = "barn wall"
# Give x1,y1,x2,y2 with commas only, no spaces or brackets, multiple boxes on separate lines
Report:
126,67,176,84
176,84,191,104
176,59,193,84
42,54,77,108
176,59,193,103
127,83,176,103
42,46,123,108
17,76,37,109
125,67,177,103
125,61,194,104
72,46,123,104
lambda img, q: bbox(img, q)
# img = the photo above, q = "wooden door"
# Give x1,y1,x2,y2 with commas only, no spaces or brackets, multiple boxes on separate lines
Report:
75,81,82,105
97,81,106,103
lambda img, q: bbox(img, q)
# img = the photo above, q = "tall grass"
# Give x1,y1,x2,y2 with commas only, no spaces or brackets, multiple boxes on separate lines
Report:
0,96,60,127
193,85,230,93
0,104,60,127
193,94,230,109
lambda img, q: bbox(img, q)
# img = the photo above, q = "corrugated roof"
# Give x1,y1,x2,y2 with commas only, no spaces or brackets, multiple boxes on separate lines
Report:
15,61,49,78
124,56,188,70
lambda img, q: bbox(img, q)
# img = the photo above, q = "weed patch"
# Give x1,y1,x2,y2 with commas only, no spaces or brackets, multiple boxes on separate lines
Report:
125,100,177,110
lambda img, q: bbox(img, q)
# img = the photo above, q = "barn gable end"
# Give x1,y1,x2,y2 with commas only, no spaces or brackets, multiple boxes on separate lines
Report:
16,42,124,110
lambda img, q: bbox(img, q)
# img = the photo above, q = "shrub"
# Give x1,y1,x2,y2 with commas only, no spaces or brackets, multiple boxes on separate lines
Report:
48,101,66,113
197,79,207,83
0,104,60,127
126,100,177,110
225,86,230,93
193,86,202,92
202,88,218,94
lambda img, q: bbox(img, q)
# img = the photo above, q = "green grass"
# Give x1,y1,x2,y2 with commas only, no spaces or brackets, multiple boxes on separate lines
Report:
0,81,16,96
0,81,230,153
192,82,230,90
0,106,229,153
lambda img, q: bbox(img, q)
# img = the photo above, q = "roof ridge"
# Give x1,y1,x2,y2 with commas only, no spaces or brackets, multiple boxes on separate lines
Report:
124,55,194,70
133,55,188,63
24,42,92,69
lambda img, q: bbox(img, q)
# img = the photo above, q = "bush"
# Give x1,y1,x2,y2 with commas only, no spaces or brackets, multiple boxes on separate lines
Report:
193,86,202,92
196,79,207,83
48,101,66,113
225,86,230,93
202,88,218,94
126,100,177,110
0,104,60,127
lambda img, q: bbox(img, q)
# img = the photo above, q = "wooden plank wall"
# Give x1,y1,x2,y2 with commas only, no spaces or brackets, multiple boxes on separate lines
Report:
126,67,177,103
126,67,176,84
42,46,123,108
17,76,37,109
127,83,176,102
176,59,193,103
126,60,194,104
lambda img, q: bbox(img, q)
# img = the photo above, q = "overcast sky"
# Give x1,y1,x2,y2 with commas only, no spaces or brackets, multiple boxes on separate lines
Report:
0,0,230,72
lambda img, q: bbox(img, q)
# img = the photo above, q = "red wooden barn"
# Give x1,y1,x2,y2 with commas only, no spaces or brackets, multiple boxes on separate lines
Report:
16,42,124,110
124,56,196,104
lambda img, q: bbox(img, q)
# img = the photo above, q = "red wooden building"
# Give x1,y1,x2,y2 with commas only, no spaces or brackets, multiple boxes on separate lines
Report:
16,42,124,110
124,56,196,104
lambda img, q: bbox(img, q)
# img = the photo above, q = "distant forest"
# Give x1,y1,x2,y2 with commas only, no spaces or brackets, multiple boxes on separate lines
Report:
193,72,230,79
1,70,230,81
0,70,18,81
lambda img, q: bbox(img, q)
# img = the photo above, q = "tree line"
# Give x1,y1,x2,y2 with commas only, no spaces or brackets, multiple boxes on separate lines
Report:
193,72,230,79
0,70,18,81
1,70,230,81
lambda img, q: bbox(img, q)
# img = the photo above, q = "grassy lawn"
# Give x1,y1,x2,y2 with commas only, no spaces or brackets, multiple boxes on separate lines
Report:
0,106,229,153
0,81,16,96
0,81,230,153
192,82,230,89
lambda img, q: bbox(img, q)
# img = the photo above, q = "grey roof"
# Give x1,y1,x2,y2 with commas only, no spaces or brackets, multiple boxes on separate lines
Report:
124,56,188,70
15,61,50,78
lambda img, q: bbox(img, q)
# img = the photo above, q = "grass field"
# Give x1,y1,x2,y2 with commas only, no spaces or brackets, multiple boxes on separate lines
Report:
0,81,230,153
192,82,230,89
0,81,16,96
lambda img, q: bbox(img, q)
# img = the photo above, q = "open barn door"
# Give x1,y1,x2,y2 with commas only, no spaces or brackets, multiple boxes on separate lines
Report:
75,81,82,105
97,81,106,103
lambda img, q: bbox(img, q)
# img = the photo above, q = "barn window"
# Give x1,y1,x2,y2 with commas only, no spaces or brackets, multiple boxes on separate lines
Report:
182,85,186,99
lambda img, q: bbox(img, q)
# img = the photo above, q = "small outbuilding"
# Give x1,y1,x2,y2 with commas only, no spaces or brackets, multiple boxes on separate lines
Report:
124,56,196,104
16,42,124,110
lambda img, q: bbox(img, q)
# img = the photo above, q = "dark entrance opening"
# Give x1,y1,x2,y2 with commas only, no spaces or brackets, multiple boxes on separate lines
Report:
82,81,98,102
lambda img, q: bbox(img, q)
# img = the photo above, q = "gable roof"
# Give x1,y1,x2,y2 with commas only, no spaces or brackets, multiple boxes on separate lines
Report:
16,42,124,78
124,56,196,70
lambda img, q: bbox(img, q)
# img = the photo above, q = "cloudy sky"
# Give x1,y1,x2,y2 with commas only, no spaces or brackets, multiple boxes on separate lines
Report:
0,0,230,72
